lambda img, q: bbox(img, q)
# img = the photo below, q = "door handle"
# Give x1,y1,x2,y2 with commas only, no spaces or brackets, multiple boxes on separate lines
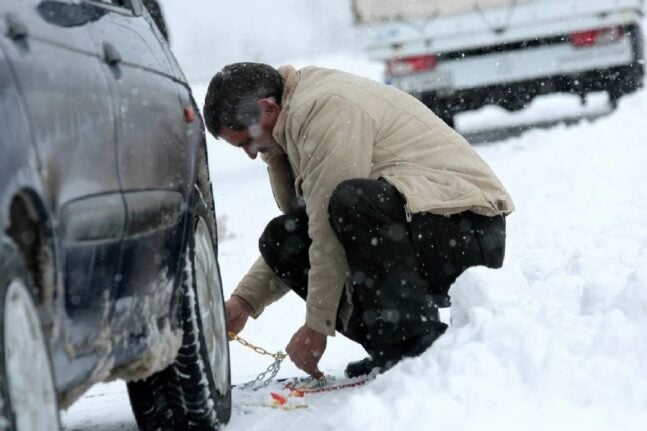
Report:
5,14,28,41
103,42,121,66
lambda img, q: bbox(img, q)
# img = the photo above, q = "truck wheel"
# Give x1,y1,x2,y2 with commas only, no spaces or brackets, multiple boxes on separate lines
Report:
128,189,231,430
0,243,60,431
440,113,455,129
426,97,456,129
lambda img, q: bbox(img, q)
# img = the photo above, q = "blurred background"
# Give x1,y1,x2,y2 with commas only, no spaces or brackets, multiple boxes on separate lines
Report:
158,0,359,82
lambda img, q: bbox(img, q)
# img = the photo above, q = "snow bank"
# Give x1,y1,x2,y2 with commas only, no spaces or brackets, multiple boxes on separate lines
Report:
323,89,647,431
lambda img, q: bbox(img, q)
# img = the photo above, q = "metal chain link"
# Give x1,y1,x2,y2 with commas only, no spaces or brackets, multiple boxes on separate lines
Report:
229,332,286,361
229,332,287,390
239,357,284,390
229,332,330,391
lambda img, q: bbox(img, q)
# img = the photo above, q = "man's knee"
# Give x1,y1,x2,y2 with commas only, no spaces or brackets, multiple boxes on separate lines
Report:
329,179,405,233
329,179,365,214
329,179,388,228
259,216,283,261
259,212,308,262
328,179,361,233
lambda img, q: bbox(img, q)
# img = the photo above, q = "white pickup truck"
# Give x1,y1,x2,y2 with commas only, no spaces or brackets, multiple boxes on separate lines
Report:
352,0,645,127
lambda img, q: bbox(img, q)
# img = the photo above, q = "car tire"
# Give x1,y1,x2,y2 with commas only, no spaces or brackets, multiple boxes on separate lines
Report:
0,242,60,431
128,187,231,430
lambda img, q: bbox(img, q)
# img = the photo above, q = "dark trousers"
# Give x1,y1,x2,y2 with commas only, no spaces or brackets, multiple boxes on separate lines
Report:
259,179,506,361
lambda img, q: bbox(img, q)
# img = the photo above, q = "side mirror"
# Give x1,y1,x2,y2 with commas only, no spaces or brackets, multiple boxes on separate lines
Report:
37,1,108,28
127,0,143,16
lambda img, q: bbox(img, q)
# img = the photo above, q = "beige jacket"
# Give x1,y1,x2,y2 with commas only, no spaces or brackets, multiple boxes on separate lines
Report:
233,66,514,336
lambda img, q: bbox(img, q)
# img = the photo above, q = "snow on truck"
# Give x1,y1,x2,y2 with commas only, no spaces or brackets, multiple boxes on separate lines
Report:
352,0,645,127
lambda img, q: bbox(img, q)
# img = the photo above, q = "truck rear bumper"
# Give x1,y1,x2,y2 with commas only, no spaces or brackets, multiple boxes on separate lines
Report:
389,26,642,95
388,24,644,115
423,63,644,115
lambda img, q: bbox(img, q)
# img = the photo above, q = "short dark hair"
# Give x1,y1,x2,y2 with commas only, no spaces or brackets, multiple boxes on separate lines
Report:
203,63,284,138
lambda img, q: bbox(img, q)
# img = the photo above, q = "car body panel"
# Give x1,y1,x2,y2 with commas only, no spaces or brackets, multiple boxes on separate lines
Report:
0,0,219,405
0,43,33,199
81,2,195,359
1,0,126,370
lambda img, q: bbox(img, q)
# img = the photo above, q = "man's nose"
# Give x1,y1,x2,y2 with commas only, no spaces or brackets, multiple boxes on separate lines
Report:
243,144,258,159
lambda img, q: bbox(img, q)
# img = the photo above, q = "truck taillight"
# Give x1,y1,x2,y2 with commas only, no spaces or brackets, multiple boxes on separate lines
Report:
571,27,624,47
386,54,437,76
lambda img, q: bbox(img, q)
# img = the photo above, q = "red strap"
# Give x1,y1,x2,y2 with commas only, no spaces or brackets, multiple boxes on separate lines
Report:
270,392,287,405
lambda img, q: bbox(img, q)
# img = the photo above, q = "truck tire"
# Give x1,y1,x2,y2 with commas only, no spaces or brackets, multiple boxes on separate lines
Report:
0,242,60,431
440,113,455,129
424,95,456,129
128,188,231,430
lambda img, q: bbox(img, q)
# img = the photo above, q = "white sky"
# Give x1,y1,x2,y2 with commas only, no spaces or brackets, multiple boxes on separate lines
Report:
158,0,358,82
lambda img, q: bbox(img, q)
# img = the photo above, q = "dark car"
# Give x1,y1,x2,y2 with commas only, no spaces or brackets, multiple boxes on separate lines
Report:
0,1,231,429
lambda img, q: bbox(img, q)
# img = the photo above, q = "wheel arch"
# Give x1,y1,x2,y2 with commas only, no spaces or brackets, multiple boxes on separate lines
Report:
0,232,62,430
3,188,60,339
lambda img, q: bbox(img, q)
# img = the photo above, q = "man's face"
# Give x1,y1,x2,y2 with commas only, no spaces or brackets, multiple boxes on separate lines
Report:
219,123,281,160
219,97,282,160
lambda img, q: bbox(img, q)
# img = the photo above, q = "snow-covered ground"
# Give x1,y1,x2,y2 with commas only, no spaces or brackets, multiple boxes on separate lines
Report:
61,48,647,429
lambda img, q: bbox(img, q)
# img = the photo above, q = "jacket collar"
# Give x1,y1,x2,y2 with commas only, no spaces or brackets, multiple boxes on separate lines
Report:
272,65,299,151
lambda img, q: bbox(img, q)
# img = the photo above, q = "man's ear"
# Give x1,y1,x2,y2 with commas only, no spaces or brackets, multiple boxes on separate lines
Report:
257,97,280,126
257,97,279,114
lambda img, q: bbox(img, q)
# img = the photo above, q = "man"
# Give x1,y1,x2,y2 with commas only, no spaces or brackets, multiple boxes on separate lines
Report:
204,63,514,378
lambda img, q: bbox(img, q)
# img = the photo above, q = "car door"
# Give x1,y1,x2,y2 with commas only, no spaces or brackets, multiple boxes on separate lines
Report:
82,0,195,351
0,0,125,358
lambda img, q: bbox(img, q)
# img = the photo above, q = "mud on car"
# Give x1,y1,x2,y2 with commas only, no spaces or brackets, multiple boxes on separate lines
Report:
0,1,231,429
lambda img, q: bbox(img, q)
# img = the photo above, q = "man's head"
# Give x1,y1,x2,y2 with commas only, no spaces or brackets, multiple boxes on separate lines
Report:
204,63,284,159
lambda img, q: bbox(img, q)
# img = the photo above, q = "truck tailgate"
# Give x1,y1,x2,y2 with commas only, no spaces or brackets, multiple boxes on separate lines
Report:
389,35,636,94
360,0,644,60
353,0,529,24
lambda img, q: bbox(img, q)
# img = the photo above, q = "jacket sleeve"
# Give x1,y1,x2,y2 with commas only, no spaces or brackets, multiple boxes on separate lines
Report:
288,94,376,335
232,257,290,318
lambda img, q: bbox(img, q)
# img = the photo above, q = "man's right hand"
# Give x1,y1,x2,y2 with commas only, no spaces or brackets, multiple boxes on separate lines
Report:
225,295,254,335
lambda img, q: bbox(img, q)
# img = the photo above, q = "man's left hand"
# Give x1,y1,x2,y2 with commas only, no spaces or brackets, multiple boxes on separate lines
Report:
285,324,327,378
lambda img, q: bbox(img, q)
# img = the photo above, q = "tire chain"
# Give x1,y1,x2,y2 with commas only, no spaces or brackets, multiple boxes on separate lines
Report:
229,332,286,390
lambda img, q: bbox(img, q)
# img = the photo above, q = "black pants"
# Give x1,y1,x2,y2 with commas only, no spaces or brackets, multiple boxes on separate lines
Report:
259,179,506,361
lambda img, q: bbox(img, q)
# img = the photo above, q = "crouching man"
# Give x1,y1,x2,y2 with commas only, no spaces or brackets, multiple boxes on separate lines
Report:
203,63,514,378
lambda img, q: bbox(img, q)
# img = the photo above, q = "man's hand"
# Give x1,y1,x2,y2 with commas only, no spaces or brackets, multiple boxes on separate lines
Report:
225,295,254,335
285,324,327,378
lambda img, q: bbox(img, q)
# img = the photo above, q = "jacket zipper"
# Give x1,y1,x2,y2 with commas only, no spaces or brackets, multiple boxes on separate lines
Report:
404,203,412,222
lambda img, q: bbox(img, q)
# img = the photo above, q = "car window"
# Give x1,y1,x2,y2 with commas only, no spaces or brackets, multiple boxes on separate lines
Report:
94,0,127,6
86,0,134,12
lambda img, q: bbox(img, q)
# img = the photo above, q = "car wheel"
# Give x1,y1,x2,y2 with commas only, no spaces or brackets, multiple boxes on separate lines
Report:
128,189,231,430
0,243,60,431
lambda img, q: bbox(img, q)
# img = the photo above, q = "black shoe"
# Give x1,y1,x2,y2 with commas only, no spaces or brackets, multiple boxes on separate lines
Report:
345,326,447,378
346,324,448,378
403,324,447,358
432,293,451,308
345,357,388,378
